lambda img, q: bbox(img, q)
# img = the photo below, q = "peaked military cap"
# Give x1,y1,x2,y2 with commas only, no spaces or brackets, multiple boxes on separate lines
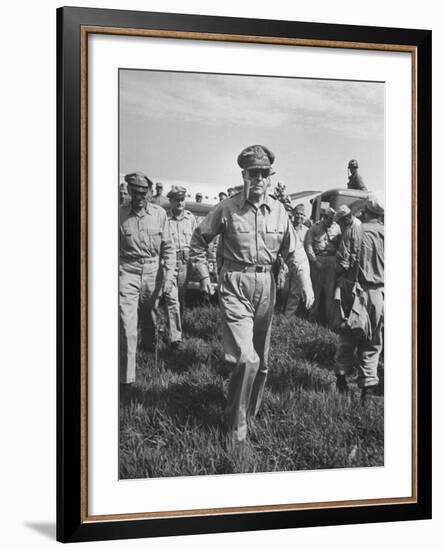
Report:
167,185,187,200
124,172,153,189
335,204,352,221
237,145,275,170
348,159,359,168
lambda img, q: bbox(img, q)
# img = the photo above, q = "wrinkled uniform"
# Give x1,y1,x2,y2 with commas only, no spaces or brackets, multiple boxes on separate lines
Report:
305,221,341,326
284,224,309,315
165,209,197,342
335,220,384,387
151,194,169,208
347,172,368,191
190,192,311,442
119,203,176,383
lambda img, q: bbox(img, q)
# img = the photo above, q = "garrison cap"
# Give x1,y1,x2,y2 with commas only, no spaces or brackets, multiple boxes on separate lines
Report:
365,197,384,215
335,204,352,221
293,203,306,213
124,172,153,190
348,159,359,168
167,185,187,200
237,145,275,170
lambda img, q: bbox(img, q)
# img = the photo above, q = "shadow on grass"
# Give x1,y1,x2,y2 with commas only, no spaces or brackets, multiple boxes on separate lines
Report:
120,380,226,430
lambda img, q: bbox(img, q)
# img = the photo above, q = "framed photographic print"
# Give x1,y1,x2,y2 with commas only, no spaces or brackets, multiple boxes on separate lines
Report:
57,6,432,543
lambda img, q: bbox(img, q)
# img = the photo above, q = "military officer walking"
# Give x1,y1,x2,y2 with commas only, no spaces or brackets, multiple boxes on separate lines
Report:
190,145,314,446
305,208,341,326
119,172,176,384
164,185,197,349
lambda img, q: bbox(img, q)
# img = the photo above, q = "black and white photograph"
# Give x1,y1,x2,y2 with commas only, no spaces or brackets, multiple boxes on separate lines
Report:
118,68,386,479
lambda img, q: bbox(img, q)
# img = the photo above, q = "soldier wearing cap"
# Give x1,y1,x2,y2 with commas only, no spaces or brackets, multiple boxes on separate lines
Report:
334,204,361,279
164,185,197,349
227,187,235,197
190,145,314,447
218,191,228,202
119,172,176,384
152,182,169,208
305,207,341,326
195,192,203,203
283,204,310,316
334,198,384,403
347,159,368,191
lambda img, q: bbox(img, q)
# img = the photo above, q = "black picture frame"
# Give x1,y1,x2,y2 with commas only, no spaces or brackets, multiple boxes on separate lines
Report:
57,6,432,543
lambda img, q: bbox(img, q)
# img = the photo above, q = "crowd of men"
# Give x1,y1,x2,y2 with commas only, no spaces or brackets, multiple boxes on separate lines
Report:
119,148,384,449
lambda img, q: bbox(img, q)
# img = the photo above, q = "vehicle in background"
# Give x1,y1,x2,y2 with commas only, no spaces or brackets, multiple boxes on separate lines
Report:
309,188,372,222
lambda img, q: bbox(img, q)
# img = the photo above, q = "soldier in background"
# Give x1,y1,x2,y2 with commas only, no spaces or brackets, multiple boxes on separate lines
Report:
218,191,228,202
347,159,368,191
334,199,384,404
164,186,197,350
305,208,341,326
195,192,203,203
119,181,130,206
227,187,235,197
190,145,314,448
119,172,176,385
283,204,310,316
152,182,169,207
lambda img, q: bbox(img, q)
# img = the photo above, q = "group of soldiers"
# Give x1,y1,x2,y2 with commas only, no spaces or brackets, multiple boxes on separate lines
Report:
119,147,384,449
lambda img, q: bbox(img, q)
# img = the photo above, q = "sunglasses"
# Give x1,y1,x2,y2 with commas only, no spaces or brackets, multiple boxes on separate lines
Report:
247,168,271,178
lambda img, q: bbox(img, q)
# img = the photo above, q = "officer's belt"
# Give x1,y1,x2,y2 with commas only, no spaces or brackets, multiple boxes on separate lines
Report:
120,256,159,264
223,260,273,273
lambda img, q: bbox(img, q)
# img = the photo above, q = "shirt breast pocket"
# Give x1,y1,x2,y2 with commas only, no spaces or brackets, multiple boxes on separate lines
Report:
145,226,162,252
265,224,284,250
121,229,134,249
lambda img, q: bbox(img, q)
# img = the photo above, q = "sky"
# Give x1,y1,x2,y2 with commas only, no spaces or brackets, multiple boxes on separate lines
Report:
120,69,385,204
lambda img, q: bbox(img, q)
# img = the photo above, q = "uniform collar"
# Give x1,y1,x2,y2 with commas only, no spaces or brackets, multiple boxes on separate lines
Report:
241,191,273,212
169,209,188,220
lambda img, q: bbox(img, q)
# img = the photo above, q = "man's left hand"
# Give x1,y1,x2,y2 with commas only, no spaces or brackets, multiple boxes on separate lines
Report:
303,287,315,310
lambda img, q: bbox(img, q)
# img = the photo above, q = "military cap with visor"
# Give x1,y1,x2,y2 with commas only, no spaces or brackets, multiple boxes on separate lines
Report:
348,159,359,169
124,172,153,190
167,185,187,200
365,197,384,216
335,204,352,221
237,145,275,172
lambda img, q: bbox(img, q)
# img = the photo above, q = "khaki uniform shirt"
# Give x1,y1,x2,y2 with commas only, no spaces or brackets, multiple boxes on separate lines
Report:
167,209,197,260
305,221,341,263
119,203,176,279
294,223,309,244
190,191,311,289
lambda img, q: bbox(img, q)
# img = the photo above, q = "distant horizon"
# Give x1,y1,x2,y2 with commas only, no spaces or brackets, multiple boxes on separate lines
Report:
120,69,385,205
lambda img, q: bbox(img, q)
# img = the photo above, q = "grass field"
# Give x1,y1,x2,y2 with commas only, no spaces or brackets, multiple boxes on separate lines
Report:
119,301,384,479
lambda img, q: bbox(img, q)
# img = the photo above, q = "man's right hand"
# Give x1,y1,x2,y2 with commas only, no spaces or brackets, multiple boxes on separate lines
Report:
200,277,212,295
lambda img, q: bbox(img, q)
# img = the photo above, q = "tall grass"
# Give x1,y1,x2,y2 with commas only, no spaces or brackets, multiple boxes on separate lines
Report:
119,304,384,479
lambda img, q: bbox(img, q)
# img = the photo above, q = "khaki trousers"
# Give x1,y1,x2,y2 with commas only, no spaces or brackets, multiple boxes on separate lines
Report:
219,266,276,442
164,259,188,343
119,258,162,384
335,287,384,388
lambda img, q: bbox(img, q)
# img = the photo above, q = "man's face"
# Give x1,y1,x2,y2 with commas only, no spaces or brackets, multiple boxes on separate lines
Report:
196,195,202,203
156,185,163,195
128,186,148,209
170,197,185,213
322,214,334,228
243,167,271,199
294,210,305,226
